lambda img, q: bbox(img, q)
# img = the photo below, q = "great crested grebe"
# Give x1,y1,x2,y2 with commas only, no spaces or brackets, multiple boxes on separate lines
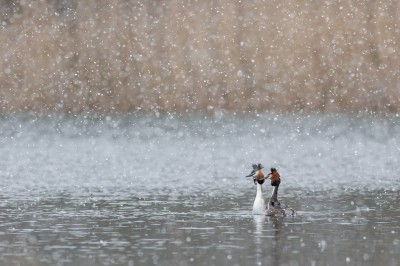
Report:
246,164,267,214
246,165,296,216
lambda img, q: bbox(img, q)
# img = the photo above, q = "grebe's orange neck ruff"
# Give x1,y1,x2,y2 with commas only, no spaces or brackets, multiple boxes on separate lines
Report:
246,163,265,185
267,168,281,187
266,168,281,205
253,169,265,185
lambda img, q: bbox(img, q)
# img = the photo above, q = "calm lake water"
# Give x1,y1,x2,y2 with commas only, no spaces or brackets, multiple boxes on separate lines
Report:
0,112,399,266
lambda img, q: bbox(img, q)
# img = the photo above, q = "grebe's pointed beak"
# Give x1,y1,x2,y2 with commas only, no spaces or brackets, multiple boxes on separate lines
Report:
266,173,272,179
246,171,255,177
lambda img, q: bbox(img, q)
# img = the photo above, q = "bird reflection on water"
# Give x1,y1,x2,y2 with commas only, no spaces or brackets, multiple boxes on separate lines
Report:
1,114,399,266
254,215,287,266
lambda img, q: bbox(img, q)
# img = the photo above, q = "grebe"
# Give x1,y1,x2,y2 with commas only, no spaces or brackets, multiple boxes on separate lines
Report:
246,164,267,214
246,165,296,216
265,168,296,216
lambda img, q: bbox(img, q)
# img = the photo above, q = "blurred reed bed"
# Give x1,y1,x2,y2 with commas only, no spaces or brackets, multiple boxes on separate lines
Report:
0,0,399,113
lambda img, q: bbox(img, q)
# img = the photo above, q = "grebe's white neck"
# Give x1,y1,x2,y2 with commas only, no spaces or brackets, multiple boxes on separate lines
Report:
253,183,267,215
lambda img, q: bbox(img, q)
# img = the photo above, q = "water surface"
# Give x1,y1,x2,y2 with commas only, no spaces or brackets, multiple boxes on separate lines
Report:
0,113,399,266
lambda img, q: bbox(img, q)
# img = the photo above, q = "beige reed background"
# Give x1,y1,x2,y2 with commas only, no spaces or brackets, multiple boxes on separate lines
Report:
0,0,400,113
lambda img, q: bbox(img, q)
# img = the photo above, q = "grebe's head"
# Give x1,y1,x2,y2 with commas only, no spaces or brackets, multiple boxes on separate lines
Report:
246,163,265,185
266,167,280,186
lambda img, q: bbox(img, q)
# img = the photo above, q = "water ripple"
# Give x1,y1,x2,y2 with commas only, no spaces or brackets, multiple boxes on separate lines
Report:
0,113,399,265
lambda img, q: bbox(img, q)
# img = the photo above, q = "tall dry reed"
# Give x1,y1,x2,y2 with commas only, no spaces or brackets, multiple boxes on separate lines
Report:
0,0,399,113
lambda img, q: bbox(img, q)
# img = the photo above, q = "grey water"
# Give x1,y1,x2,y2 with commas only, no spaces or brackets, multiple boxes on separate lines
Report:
0,112,399,266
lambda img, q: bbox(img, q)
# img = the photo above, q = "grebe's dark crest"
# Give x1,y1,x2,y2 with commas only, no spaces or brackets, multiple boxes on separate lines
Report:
246,163,265,185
